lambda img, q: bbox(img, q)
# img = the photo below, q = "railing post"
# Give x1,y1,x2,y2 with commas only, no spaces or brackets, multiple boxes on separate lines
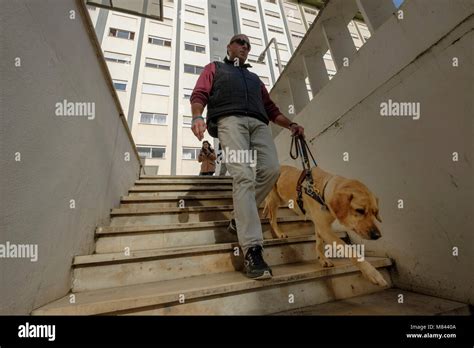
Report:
321,15,357,71
356,0,396,34
303,50,330,96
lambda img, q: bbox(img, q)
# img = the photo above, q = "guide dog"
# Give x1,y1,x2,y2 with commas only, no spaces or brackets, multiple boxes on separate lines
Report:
263,165,388,287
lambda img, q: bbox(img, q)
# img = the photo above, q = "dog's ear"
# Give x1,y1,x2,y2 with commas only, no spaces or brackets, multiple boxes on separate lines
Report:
375,197,382,222
329,192,353,221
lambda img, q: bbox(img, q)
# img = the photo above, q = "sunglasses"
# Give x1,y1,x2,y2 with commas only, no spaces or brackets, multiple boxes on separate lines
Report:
231,38,251,49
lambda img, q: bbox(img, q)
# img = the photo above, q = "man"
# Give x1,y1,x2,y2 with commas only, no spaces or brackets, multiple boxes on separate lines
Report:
190,34,305,280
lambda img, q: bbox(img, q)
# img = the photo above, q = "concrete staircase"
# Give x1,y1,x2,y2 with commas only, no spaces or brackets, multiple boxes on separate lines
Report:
33,175,396,315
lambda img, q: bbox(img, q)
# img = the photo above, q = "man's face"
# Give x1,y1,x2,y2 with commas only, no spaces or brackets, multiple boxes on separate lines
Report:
227,35,251,64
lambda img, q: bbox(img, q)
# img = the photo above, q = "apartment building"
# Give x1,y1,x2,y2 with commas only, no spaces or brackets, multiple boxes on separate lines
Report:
87,0,371,175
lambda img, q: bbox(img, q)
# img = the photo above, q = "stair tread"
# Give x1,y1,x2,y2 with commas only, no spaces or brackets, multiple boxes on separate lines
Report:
273,288,470,315
96,216,317,234
110,205,289,215
129,185,233,191
121,194,233,202
140,175,233,179
33,257,392,315
74,235,317,265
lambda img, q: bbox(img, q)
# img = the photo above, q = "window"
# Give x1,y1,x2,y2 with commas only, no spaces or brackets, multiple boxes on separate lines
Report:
185,4,205,15
304,7,317,15
182,115,193,126
104,51,131,64
148,35,172,47
266,0,276,3
247,54,265,64
184,64,204,75
140,112,167,125
145,58,171,70
137,146,166,159
259,76,270,86
184,22,205,33
213,55,221,61
142,83,170,96
243,18,260,29
182,147,201,160
277,42,288,51
113,79,127,91
247,36,262,45
284,2,297,10
287,16,302,24
185,42,206,53
212,19,218,24
240,3,257,12
211,4,216,8
265,10,280,18
212,37,219,41
291,31,304,39
109,28,135,40
268,24,283,34
87,5,96,11
183,88,194,99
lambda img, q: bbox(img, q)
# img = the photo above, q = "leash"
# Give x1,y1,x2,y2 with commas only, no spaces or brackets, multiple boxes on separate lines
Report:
289,135,328,214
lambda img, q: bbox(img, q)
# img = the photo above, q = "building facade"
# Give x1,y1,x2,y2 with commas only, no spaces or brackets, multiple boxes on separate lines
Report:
87,0,371,175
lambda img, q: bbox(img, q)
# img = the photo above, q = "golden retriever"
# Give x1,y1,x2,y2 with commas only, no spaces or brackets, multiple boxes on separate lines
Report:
263,165,388,287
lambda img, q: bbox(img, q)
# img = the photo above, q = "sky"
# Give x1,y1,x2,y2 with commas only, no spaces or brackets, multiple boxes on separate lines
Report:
393,0,404,8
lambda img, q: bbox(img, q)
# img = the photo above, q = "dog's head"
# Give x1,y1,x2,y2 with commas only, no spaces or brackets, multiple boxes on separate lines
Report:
328,180,382,240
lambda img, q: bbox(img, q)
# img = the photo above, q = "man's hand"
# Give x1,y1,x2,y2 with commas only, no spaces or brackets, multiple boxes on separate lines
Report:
192,118,207,141
290,123,305,137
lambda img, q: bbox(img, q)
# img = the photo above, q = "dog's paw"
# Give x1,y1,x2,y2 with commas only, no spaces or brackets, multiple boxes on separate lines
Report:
275,233,288,239
364,268,388,287
318,258,334,268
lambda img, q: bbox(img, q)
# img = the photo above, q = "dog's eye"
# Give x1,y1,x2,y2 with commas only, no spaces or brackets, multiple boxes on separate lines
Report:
355,208,365,215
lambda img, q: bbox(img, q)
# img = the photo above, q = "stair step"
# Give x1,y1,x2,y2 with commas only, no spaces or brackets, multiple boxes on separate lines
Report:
109,205,296,226
128,185,233,197
120,194,233,208
130,185,232,192
135,179,233,185
95,217,348,253
72,236,323,292
140,175,232,180
32,257,392,315
273,288,471,315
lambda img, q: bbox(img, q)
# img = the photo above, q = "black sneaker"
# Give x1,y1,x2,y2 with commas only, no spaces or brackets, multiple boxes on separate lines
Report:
227,218,237,235
244,245,273,280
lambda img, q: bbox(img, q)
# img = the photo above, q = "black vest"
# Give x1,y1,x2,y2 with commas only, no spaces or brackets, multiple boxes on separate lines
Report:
206,57,269,138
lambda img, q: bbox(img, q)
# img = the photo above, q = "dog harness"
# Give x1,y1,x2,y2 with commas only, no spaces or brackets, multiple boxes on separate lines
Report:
290,135,329,215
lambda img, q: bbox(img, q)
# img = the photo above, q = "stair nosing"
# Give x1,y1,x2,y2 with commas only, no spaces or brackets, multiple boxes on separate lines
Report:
74,235,317,266
32,257,392,316
96,216,317,235
110,205,290,216
121,194,234,202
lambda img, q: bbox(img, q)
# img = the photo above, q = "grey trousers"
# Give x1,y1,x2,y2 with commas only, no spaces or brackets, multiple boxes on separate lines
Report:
217,116,280,255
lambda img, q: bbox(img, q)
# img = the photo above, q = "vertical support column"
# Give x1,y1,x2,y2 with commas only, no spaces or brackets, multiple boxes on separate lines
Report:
288,74,310,114
303,50,330,96
270,77,293,138
356,0,396,34
321,15,357,71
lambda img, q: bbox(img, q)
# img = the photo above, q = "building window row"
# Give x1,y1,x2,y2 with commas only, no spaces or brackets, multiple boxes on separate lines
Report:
137,146,166,159
184,42,206,53
140,112,167,125
109,28,135,40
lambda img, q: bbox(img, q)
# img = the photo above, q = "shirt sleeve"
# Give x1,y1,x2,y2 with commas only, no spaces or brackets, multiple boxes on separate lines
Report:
260,82,282,123
190,62,216,108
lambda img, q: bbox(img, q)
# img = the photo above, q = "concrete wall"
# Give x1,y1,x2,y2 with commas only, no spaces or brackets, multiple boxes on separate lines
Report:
272,1,473,304
0,0,142,314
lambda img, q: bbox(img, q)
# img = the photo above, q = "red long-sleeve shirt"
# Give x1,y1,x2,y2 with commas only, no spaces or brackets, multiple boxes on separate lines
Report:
190,62,282,122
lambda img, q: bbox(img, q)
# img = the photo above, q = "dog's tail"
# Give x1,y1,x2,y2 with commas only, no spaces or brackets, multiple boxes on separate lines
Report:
262,197,270,218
